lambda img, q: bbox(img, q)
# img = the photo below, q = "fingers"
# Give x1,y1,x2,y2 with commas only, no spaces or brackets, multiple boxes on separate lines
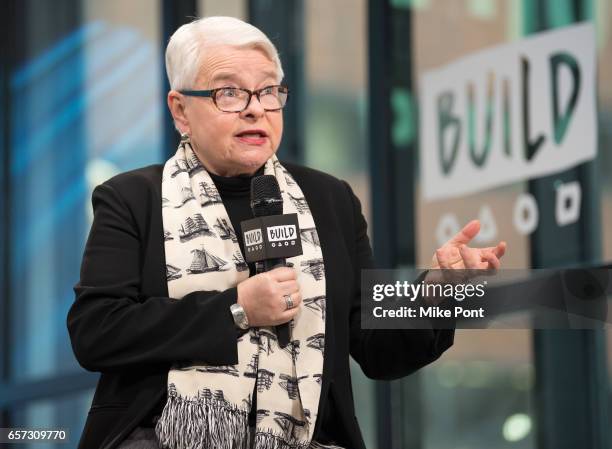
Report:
481,241,507,259
435,247,459,269
459,244,482,269
481,251,501,270
267,266,297,282
493,241,507,258
448,220,480,246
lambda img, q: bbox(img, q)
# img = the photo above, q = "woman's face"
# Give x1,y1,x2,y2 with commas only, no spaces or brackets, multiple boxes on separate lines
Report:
169,46,284,177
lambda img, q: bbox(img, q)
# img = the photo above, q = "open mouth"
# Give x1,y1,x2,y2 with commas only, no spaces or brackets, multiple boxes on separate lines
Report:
235,129,268,145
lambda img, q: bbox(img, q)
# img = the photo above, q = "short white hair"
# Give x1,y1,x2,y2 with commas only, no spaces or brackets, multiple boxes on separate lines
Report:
165,16,284,91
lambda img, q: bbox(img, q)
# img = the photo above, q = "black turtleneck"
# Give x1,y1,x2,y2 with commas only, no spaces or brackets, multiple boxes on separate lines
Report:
208,164,266,277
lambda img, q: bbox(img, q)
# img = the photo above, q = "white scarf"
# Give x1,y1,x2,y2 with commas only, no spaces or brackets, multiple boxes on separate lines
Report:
155,142,328,449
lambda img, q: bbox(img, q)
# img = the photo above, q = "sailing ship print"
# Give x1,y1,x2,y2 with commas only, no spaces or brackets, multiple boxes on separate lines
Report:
178,213,214,242
163,229,174,241
273,412,307,440
170,152,204,178
256,409,270,424
214,217,238,242
283,340,300,362
233,252,249,272
256,369,276,393
195,388,235,407
166,264,182,282
301,258,325,281
198,180,223,207
278,374,308,400
161,197,171,208
287,193,310,214
195,365,239,377
258,329,278,355
306,333,325,353
243,354,259,378
300,227,320,247
312,374,322,385
186,247,229,274
249,328,260,345
303,295,326,320
174,186,196,208
242,393,252,410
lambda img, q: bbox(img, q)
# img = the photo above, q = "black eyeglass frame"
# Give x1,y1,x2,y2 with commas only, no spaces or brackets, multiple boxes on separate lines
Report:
179,85,290,112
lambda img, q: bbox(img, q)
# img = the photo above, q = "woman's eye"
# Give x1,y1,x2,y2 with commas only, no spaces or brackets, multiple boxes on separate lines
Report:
220,88,238,97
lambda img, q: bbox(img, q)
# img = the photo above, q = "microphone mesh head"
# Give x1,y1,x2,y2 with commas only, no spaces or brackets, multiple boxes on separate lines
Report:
251,175,283,216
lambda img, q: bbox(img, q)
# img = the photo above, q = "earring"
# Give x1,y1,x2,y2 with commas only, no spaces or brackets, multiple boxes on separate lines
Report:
180,132,190,143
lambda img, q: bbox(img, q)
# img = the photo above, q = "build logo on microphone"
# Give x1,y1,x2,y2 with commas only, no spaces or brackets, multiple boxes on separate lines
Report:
244,229,263,251
240,214,303,263
267,225,298,247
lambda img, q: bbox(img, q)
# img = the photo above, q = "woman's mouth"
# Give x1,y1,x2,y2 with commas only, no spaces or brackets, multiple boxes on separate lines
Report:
235,129,268,146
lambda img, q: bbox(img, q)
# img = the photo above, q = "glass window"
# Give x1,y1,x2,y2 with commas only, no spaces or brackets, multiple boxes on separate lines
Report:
304,1,375,446
10,388,95,449
9,0,163,381
413,1,534,447
198,0,247,20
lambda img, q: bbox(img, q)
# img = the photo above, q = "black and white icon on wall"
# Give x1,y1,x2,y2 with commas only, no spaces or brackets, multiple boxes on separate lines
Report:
187,247,229,274
198,181,223,207
178,213,214,242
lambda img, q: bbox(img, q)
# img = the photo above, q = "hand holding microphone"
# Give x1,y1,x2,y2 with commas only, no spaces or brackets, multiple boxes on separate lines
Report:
236,266,302,327
237,175,303,347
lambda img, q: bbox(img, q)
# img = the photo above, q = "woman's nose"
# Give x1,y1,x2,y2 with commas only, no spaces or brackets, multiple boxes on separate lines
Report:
240,94,266,119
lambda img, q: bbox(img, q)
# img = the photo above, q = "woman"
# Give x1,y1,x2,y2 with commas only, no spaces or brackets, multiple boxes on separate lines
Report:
68,16,506,449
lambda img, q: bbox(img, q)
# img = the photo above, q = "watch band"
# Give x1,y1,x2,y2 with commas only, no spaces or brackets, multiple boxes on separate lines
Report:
230,303,249,330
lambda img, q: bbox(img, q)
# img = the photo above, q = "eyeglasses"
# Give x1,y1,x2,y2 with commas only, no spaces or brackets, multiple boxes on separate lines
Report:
179,85,289,113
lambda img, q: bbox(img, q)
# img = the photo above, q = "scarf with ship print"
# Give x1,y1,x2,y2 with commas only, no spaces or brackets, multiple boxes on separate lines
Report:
155,141,329,449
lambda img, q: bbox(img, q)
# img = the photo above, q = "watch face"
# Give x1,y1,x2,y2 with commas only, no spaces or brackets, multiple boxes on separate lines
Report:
231,304,249,329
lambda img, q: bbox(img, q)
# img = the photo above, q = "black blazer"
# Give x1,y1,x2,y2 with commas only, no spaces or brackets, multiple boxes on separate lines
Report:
67,162,454,449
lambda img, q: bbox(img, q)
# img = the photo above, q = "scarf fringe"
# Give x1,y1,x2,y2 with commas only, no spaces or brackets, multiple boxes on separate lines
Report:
155,392,250,449
254,430,311,449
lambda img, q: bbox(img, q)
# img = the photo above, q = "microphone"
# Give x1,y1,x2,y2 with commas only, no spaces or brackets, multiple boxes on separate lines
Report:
241,175,303,348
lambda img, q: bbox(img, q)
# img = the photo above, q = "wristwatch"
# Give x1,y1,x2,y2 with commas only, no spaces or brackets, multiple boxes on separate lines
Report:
230,303,250,330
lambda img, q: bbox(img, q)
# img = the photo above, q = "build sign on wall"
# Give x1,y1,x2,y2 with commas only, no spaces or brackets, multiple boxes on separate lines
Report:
419,23,596,202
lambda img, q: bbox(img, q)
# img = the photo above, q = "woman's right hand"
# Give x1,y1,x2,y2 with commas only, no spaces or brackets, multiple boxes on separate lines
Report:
236,266,302,327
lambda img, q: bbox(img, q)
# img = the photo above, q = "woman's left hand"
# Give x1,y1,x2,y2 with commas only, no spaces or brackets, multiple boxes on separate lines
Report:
430,219,506,270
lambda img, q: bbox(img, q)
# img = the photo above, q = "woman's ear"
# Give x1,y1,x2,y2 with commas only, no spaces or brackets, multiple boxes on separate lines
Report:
167,91,190,134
